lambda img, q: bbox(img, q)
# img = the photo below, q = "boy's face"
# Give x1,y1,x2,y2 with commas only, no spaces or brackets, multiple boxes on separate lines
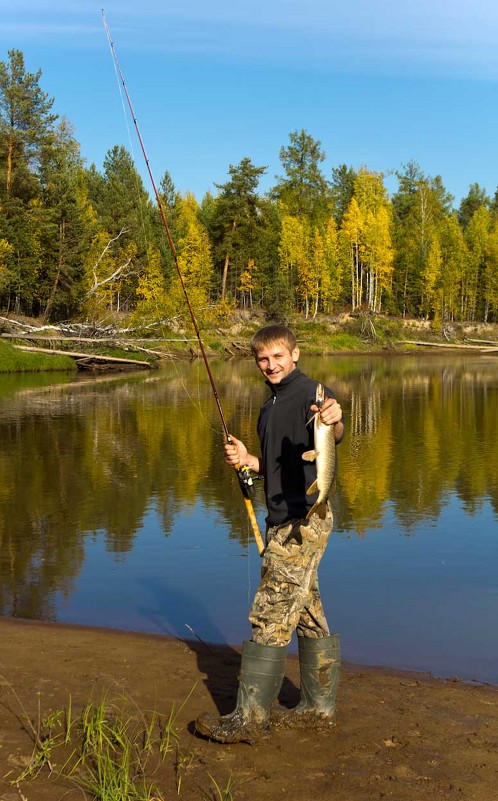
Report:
254,340,299,385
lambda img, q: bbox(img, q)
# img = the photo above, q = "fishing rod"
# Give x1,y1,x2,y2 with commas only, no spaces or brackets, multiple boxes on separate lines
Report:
101,11,264,556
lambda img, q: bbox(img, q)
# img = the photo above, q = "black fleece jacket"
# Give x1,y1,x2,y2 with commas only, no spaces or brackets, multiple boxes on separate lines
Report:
257,368,338,526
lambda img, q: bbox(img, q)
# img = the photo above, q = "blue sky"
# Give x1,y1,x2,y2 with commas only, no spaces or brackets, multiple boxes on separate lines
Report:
2,0,498,207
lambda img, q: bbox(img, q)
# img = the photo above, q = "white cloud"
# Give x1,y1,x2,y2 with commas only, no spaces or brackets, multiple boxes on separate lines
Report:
3,0,498,78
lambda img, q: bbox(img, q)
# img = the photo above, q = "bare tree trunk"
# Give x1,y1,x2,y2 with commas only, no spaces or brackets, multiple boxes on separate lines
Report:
221,220,236,300
6,136,13,192
221,253,230,300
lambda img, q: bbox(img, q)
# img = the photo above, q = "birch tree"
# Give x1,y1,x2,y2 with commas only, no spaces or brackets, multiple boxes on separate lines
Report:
392,163,452,317
339,169,393,313
278,213,308,315
134,243,168,324
166,193,213,327
463,205,490,321
439,214,467,322
484,222,498,321
339,197,364,311
321,215,342,312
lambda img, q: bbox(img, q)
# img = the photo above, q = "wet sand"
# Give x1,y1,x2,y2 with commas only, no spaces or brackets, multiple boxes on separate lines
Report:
1,617,497,801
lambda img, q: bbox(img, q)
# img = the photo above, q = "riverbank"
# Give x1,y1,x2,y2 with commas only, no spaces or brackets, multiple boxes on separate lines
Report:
1,312,498,372
1,617,497,801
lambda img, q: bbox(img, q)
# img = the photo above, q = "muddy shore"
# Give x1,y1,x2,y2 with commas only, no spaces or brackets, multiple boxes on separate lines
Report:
1,617,497,801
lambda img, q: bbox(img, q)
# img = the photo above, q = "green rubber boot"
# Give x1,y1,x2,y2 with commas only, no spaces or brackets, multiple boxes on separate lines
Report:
195,640,287,744
271,634,340,730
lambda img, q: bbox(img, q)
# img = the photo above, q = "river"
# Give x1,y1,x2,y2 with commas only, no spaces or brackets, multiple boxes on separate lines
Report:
0,352,497,683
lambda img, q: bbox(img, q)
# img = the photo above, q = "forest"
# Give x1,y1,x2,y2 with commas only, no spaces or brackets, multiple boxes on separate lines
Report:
1,48,498,329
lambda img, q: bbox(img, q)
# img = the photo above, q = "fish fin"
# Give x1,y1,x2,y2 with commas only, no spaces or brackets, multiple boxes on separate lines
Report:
305,479,318,496
306,501,327,520
302,449,319,462
306,411,318,427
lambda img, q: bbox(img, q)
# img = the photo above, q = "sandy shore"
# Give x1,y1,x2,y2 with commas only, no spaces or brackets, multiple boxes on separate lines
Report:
0,617,497,801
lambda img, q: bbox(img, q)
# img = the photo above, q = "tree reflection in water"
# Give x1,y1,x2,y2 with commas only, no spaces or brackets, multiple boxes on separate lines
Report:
0,354,497,681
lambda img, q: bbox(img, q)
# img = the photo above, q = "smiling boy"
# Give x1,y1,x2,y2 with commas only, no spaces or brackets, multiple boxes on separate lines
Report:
196,324,344,743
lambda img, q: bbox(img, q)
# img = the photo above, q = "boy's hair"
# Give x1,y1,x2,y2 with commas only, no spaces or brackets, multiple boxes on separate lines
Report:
250,325,297,356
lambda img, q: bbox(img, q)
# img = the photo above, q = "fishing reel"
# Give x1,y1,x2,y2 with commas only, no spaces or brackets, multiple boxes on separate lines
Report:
236,465,259,498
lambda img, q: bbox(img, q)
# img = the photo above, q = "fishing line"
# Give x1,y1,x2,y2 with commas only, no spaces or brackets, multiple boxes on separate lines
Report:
101,10,264,555
102,9,215,432
172,366,219,436
105,21,156,286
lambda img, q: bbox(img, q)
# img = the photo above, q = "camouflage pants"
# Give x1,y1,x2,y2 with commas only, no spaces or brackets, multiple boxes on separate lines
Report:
249,505,333,646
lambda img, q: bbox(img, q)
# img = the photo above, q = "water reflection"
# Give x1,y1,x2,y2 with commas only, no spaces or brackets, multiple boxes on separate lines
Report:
0,354,497,682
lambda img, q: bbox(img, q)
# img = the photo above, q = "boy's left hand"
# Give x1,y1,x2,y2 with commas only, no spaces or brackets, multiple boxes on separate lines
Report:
311,396,342,426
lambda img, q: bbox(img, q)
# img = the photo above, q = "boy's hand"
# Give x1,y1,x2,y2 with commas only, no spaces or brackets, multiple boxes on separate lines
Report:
310,396,342,426
225,435,261,474
224,434,249,467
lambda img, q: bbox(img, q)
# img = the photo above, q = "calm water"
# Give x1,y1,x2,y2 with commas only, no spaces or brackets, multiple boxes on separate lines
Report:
1,353,497,683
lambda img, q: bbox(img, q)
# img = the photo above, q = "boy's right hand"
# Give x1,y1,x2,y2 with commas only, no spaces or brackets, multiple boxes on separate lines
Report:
224,434,249,467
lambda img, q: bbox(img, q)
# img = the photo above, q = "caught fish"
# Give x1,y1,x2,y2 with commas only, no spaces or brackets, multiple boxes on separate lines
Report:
302,383,336,519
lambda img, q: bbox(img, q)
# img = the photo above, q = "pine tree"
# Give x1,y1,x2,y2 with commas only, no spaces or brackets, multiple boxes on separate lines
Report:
458,183,490,230
91,145,152,252
210,157,267,300
0,237,13,296
0,50,58,314
0,50,57,195
273,129,331,226
330,164,356,225
38,119,95,320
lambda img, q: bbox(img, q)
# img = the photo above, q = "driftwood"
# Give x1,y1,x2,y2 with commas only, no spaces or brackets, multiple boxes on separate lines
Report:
403,340,498,352
230,341,251,355
0,316,197,339
465,339,498,346
14,344,152,370
0,333,198,343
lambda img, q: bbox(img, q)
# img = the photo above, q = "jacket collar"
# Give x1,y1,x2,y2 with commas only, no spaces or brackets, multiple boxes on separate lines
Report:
265,367,302,395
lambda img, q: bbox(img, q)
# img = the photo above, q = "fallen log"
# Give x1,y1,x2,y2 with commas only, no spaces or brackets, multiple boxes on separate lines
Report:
14,344,152,369
402,340,495,351
230,341,251,355
0,333,196,343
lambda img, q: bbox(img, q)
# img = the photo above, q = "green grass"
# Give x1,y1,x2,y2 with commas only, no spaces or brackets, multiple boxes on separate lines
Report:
1,678,230,801
0,339,76,373
326,331,370,351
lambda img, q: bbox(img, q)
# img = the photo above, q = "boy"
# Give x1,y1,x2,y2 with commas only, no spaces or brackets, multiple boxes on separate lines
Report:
196,325,344,743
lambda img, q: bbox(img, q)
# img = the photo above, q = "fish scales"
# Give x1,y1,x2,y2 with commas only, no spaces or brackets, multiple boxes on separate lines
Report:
302,383,336,519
